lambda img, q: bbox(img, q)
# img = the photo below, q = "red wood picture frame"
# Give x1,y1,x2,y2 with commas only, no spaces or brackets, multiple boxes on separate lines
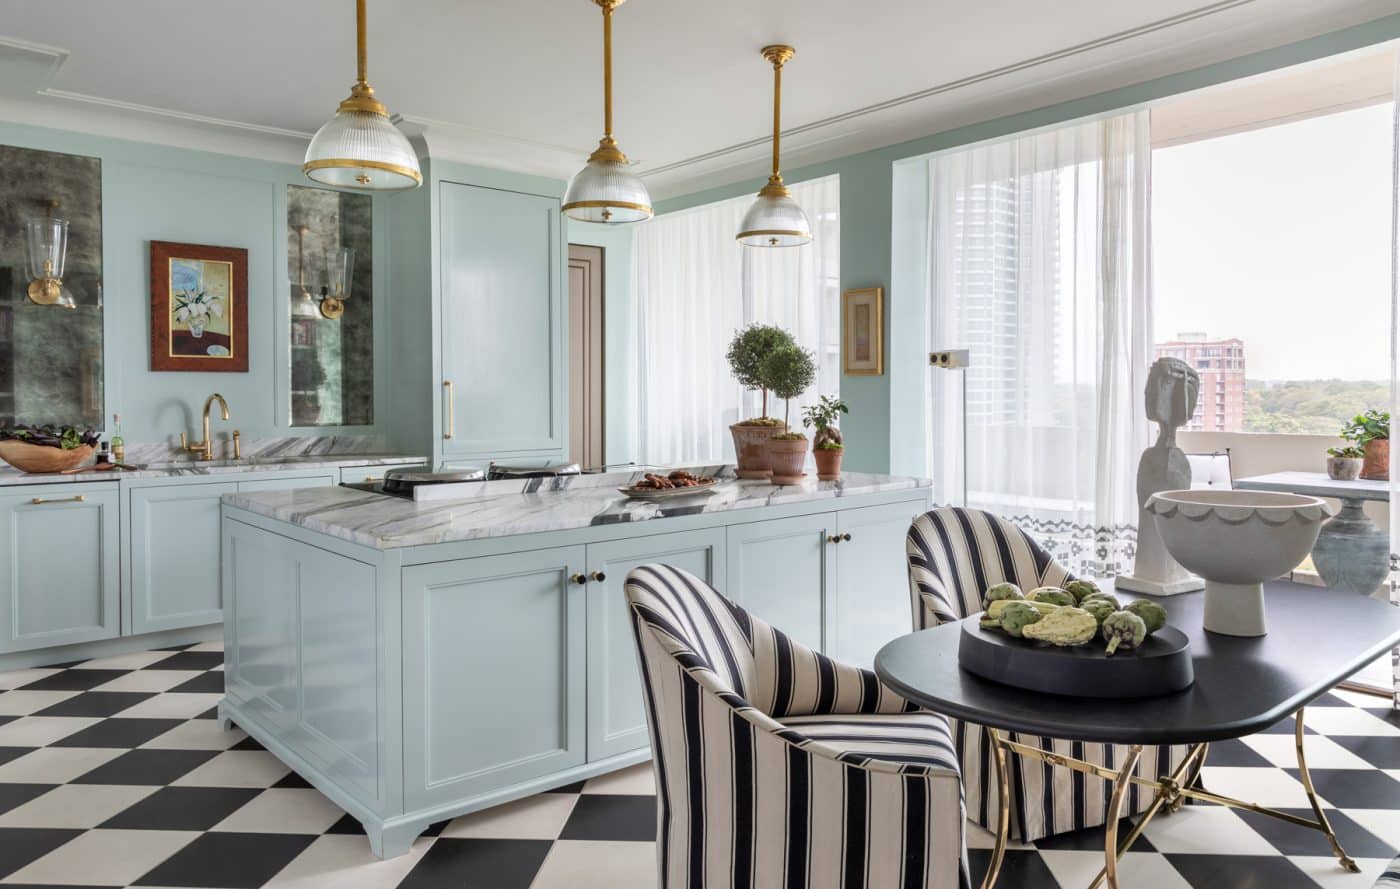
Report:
149,240,249,372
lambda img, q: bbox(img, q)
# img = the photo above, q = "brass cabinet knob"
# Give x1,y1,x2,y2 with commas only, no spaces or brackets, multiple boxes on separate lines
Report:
590,571,607,583
826,534,840,543
841,533,852,542
570,573,587,585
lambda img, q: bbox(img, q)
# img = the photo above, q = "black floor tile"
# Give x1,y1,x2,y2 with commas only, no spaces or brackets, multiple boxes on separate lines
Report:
559,794,656,842
196,706,220,720
1201,738,1272,768
272,770,312,789
546,780,586,794
231,735,265,752
17,670,126,691
1259,714,1317,735
169,672,225,693
1030,816,1153,852
100,786,261,831
146,651,223,671
0,715,14,727
73,748,216,785
0,746,31,768
1309,692,1351,707
1165,852,1316,889
1285,768,1400,809
34,691,154,718
968,849,1060,889
1330,735,1400,770
133,832,315,888
0,827,84,875
0,783,57,815
326,813,364,834
50,718,183,749
396,838,552,889
1234,807,1398,859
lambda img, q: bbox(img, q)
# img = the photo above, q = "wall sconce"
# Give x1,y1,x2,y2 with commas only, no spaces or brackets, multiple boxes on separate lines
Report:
319,246,353,319
25,203,74,309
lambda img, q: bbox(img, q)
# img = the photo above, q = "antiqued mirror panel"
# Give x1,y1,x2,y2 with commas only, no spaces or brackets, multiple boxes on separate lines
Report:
287,184,373,427
0,144,103,429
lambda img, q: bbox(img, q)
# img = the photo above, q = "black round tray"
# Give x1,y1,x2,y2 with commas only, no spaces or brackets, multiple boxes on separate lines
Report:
958,615,1194,699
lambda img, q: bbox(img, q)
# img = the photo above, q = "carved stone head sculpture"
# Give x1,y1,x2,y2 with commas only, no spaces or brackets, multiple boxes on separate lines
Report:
1145,357,1200,433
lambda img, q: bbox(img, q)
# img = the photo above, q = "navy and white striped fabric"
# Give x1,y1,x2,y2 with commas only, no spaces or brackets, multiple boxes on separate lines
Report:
1378,855,1400,888
907,507,1193,842
626,563,971,889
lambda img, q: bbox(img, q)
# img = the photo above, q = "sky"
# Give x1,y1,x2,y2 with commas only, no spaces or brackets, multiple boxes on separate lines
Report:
1151,102,1393,382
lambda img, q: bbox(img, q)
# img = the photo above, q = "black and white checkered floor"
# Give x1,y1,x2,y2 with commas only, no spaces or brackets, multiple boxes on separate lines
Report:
0,641,1396,888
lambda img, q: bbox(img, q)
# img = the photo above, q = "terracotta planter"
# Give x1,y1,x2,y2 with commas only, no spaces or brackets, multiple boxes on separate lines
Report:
767,437,809,485
814,447,843,481
1326,456,1362,481
1361,439,1389,481
730,423,779,479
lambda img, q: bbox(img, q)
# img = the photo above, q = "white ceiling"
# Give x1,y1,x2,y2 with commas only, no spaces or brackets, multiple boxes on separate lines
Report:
0,0,1394,199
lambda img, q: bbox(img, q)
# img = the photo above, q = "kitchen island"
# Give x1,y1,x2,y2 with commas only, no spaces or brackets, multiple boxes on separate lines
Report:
218,468,932,857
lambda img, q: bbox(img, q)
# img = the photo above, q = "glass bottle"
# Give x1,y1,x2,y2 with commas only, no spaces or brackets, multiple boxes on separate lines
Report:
110,413,125,464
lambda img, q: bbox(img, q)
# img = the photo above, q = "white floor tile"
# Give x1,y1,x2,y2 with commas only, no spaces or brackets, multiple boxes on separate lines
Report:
1241,734,1375,770
1038,850,1194,889
171,749,291,788
1137,806,1278,856
0,668,59,691
1342,808,1400,849
74,650,182,671
582,762,654,795
3,828,198,885
0,715,99,747
187,640,224,652
1289,855,1394,888
0,690,80,716
140,719,247,751
0,746,123,784
1332,688,1393,709
263,834,432,889
1303,707,1400,737
91,669,202,693
212,788,345,834
113,692,223,719
0,783,157,828
440,792,578,839
528,840,658,889
1198,766,1323,809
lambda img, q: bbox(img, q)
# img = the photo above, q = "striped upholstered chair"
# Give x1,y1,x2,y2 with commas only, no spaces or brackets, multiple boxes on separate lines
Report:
1378,855,1400,888
626,563,971,889
906,507,1193,842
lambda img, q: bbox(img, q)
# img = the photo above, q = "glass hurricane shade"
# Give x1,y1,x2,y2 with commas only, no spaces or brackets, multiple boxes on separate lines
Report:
303,108,421,191
562,155,652,223
328,247,355,300
736,188,812,247
25,216,67,280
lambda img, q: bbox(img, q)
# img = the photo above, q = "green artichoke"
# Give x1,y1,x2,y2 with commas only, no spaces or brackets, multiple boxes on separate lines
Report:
983,582,1024,609
1081,592,1122,610
1021,607,1098,647
1027,587,1076,608
998,601,1044,638
1063,579,1101,604
1102,611,1147,656
1080,598,1116,627
1125,600,1167,635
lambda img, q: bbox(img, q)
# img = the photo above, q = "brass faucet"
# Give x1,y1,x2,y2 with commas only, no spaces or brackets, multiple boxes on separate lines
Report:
180,393,231,460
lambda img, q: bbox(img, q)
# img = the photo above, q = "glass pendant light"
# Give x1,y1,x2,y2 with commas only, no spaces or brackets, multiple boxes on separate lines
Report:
562,0,652,224
303,0,421,191
737,45,811,248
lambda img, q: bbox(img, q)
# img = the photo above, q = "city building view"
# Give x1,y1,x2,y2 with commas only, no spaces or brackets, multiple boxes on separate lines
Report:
1155,333,1246,432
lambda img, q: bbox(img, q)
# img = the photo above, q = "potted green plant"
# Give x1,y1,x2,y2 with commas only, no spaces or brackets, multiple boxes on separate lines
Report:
1340,409,1390,481
1325,444,1364,481
726,324,796,479
759,343,816,485
802,395,848,481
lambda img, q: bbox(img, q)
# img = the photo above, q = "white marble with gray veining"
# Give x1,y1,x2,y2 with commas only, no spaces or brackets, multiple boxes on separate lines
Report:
222,468,933,550
0,452,424,486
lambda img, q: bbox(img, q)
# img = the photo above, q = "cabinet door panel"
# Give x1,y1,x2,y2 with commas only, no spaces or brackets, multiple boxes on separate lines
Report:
0,486,119,652
402,546,586,809
130,483,238,634
440,181,563,459
237,475,336,493
223,520,299,728
586,528,725,761
832,502,925,668
725,513,832,652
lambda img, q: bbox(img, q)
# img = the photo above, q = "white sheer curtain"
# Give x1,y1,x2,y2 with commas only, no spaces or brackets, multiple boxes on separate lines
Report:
924,111,1153,578
1389,50,1399,709
633,175,841,465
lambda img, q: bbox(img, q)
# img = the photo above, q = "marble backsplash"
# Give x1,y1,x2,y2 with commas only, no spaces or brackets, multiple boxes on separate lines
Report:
123,433,394,464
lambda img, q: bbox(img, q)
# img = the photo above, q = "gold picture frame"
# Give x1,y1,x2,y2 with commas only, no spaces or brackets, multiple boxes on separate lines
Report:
842,286,884,375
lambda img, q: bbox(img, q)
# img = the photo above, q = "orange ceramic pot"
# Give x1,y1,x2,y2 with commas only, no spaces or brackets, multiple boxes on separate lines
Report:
767,437,809,485
1362,438,1389,481
813,447,843,481
730,423,779,479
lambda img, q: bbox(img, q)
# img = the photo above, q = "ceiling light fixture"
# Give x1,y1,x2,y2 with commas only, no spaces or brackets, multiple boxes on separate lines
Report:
562,0,652,224
303,0,421,191
736,45,811,248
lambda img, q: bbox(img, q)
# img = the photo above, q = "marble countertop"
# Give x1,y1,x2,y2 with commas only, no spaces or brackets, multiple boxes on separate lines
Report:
0,454,425,486
222,470,932,550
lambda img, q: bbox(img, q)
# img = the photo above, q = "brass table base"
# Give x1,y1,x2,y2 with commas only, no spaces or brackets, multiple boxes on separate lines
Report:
977,707,1359,889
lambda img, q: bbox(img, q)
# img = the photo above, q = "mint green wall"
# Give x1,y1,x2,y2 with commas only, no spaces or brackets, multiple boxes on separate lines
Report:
0,121,391,448
566,221,636,466
656,13,1400,475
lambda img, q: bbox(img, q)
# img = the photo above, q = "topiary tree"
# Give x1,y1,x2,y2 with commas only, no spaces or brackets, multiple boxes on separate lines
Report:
726,324,796,423
760,344,816,436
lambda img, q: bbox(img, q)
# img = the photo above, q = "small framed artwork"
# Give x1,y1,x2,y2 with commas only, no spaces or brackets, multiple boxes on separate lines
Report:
150,240,249,372
842,286,884,375
291,318,316,347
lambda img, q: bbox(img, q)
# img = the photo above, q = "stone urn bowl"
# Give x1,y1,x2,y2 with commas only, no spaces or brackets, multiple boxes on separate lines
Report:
1146,489,1331,637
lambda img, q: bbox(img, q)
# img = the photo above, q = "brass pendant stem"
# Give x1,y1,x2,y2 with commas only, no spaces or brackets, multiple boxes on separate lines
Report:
761,45,795,182
601,3,613,139
355,0,368,86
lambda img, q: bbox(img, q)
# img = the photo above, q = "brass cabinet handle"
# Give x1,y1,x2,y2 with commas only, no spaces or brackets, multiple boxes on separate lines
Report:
590,571,607,583
841,533,852,542
569,573,587,585
442,380,455,439
32,494,85,505
364,476,377,483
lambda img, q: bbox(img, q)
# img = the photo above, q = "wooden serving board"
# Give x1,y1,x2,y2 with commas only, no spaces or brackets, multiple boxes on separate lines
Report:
957,614,1194,699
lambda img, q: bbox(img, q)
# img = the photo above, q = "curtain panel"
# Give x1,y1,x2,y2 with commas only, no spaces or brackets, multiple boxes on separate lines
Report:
923,111,1153,578
633,176,841,466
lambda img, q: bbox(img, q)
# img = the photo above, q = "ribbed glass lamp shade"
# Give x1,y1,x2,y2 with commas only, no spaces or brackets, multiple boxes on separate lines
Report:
562,156,652,223
736,188,812,247
303,109,421,191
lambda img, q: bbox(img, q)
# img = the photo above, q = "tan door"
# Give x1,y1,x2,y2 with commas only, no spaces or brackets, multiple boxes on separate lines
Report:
567,244,605,468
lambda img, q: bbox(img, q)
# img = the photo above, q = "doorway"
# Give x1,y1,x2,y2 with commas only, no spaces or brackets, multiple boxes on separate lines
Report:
567,244,605,468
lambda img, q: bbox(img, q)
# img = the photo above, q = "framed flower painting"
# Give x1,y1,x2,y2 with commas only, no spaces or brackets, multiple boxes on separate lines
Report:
150,241,249,372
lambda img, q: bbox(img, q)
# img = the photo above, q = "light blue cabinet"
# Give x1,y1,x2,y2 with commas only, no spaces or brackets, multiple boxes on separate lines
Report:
831,502,925,667
0,483,119,653
585,528,725,761
438,181,564,462
402,545,586,810
725,512,834,652
237,474,337,493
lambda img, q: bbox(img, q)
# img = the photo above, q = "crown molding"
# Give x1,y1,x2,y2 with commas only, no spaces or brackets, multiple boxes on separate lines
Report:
37,88,312,140
398,113,593,180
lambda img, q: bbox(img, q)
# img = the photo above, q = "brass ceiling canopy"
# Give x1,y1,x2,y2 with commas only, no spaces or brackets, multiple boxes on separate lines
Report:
736,44,812,247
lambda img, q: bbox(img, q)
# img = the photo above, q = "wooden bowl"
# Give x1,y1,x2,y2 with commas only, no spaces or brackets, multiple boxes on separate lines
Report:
0,441,94,474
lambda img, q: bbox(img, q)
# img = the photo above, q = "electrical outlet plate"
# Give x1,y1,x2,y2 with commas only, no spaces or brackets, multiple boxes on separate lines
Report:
928,349,970,369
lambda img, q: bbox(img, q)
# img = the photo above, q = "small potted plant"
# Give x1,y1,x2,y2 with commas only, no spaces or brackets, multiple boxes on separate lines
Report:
803,395,848,481
726,324,796,479
1340,409,1390,481
759,343,816,485
1326,444,1364,481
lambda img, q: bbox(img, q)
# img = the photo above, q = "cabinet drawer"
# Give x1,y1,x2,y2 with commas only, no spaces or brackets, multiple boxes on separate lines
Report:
237,474,336,493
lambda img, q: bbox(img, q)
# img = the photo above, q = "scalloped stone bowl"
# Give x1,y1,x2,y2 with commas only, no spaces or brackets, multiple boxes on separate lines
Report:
1147,489,1331,637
